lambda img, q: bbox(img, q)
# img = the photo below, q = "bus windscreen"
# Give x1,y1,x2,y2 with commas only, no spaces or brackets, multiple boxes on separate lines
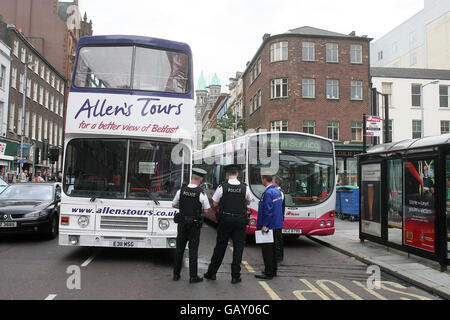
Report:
74,46,189,94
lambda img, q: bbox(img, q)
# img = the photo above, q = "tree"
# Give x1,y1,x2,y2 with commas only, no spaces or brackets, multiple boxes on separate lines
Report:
203,108,247,148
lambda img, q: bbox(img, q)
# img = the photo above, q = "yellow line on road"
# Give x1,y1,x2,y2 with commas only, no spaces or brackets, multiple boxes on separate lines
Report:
242,260,255,273
258,281,281,300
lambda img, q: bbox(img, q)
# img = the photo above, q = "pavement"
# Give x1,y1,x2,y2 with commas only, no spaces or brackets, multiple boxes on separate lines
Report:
309,218,450,300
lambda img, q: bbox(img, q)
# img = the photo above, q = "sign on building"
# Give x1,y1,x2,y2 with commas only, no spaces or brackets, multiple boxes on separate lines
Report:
366,115,382,137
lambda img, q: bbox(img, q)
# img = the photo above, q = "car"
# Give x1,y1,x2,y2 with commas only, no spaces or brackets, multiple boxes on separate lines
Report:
0,182,61,239
0,177,8,193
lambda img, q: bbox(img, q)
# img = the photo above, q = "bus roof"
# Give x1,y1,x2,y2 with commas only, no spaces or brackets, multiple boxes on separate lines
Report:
78,35,192,54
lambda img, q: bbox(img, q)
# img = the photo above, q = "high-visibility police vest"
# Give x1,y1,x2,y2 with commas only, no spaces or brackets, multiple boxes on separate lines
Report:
219,182,247,215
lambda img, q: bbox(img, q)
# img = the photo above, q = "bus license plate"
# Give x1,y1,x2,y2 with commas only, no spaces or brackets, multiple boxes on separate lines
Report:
0,222,17,228
112,241,135,248
282,229,302,234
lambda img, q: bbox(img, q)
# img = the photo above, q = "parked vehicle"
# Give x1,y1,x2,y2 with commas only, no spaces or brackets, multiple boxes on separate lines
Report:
0,177,8,193
0,183,61,239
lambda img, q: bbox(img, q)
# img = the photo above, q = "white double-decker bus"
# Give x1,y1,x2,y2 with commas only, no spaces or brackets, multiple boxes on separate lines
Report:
59,35,193,249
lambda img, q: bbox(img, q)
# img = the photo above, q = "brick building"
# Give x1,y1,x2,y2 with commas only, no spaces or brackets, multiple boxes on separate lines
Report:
0,21,66,177
242,26,372,185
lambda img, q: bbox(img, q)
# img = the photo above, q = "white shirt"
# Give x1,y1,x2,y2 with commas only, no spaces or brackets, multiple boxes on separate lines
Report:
172,184,211,210
212,178,252,203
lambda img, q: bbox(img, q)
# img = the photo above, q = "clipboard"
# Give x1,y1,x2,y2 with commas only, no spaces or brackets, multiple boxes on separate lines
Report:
255,229,274,244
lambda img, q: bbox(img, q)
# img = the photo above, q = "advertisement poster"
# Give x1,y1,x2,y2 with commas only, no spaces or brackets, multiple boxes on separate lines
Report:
403,160,436,253
361,163,382,237
65,92,194,140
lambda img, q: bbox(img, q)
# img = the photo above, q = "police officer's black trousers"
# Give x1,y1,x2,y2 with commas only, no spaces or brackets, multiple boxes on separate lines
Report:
207,215,247,279
173,222,201,278
261,229,282,276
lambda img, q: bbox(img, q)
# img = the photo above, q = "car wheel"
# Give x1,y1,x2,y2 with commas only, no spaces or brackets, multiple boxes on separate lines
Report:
45,214,59,240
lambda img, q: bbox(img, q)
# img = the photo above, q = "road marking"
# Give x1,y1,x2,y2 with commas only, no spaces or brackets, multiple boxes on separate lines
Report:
242,260,255,273
258,281,281,300
293,279,330,300
316,279,363,300
81,250,99,267
45,294,57,300
352,280,388,300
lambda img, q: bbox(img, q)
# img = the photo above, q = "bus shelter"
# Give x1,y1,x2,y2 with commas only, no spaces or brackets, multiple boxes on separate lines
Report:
358,133,450,271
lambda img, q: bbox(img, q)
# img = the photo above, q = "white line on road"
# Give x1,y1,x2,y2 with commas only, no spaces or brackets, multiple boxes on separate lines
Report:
45,294,57,300
81,249,100,267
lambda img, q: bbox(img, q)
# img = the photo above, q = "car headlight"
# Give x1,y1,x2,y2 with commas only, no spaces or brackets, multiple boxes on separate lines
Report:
77,216,89,228
159,218,170,230
24,210,48,218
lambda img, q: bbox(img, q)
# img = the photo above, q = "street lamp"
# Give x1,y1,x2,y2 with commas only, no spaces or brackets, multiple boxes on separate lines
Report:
420,80,439,138
19,60,35,180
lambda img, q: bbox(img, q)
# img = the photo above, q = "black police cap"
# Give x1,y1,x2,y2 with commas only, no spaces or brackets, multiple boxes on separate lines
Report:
192,168,207,178
224,164,240,173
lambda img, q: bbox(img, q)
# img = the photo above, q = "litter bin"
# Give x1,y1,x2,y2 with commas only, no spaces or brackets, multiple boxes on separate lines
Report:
336,186,359,221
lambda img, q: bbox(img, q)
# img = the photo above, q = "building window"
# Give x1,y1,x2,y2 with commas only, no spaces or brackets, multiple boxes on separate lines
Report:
32,113,36,140
20,48,26,63
270,41,288,62
326,43,338,63
351,122,363,142
270,78,288,99
350,45,362,64
377,51,383,61
38,116,42,141
441,121,450,134
326,80,339,99
412,120,422,139
0,65,5,89
19,73,24,94
11,68,17,89
302,79,315,98
39,87,44,105
9,102,15,132
34,60,39,74
28,55,33,68
270,120,288,132
257,57,262,75
350,80,363,100
411,84,421,107
327,121,339,140
381,82,393,108
13,40,19,57
303,120,315,134
440,85,449,108
25,111,30,138
26,79,31,98
410,52,417,66
33,83,38,102
302,42,315,61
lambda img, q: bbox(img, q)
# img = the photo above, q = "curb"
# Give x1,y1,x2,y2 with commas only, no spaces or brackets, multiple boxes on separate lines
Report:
308,236,450,300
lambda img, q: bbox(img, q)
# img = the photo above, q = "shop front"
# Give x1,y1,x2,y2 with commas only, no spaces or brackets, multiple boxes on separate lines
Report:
358,134,450,271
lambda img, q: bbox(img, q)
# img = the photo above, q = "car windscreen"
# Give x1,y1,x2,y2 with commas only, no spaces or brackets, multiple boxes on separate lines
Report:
0,185,54,201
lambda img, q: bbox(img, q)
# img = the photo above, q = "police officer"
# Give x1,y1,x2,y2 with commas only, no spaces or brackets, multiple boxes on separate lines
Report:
204,165,252,284
172,168,211,283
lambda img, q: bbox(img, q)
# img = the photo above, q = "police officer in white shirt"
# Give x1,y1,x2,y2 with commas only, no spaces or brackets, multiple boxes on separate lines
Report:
204,165,252,284
172,168,211,283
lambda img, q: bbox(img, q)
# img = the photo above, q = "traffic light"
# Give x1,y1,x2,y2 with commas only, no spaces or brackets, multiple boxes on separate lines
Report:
48,147,59,164
34,147,40,165
42,139,49,161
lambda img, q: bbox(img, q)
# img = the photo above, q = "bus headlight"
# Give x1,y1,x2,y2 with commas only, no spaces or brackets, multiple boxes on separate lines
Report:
159,219,170,230
320,220,325,227
326,220,332,227
77,216,89,228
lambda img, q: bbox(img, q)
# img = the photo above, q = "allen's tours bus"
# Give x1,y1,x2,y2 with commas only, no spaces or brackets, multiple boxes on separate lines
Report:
59,35,193,249
194,132,336,238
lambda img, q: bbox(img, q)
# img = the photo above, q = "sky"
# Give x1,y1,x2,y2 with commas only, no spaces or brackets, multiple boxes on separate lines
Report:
77,0,425,93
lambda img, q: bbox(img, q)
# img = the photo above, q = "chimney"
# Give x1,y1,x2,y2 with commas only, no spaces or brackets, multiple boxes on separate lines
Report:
263,33,271,41
349,31,356,36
